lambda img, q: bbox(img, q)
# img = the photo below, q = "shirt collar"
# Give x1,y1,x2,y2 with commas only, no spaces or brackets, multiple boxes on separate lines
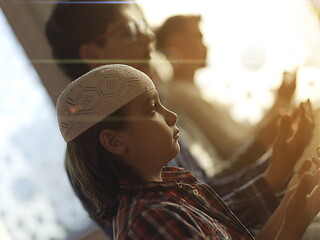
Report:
119,167,197,191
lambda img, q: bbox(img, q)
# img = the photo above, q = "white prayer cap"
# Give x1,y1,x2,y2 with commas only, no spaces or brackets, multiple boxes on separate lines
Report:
57,64,155,142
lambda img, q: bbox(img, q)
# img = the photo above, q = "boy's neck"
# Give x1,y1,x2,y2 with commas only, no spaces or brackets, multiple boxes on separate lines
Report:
145,169,163,182
136,166,163,182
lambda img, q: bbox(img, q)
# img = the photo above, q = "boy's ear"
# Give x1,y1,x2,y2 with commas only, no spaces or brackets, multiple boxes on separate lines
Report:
99,129,127,155
79,43,103,69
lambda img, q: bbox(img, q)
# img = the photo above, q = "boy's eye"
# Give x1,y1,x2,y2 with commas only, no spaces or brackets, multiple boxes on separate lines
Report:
151,104,157,112
150,101,161,113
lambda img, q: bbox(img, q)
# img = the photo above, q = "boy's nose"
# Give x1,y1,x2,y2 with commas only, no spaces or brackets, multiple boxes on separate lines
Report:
165,108,178,126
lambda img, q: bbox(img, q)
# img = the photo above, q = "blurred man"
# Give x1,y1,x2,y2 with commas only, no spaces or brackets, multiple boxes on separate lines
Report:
155,15,297,161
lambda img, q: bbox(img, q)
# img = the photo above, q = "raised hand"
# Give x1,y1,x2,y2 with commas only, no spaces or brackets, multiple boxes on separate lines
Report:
276,70,297,102
284,151,319,201
278,150,320,239
256,148,320,240
263,100,314,192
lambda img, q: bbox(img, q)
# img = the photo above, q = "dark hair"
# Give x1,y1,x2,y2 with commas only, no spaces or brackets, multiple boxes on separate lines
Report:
155,15,201,51
65,105,142,222
45,0,127,79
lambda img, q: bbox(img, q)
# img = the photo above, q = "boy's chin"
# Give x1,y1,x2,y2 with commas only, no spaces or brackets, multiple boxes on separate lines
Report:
168,145,180,162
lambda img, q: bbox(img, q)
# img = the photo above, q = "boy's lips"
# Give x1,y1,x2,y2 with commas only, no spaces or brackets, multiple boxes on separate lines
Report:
173,129,180,139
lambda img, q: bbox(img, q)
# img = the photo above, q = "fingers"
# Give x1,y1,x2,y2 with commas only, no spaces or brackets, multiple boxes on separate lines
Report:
291,103,306,141
284,169,320,236
296,168,320,203
299,147,320,178
305,99,314,120
302,100,314,145
288,160,313,193
287,158,315,194
274,115,291,148
296,158,313,175
311,155,320,172
278,70,297,100
306,169,320,222
311,169,320,191
289,100,314,151
307,185,320,220
291,100,312,131
290,106,299,130
295,173,315,200
283,71,297,86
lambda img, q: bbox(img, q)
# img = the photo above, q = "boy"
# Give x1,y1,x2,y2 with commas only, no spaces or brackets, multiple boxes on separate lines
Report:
57,64,320,240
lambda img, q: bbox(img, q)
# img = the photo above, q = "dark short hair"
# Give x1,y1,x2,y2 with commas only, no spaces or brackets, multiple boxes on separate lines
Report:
45,0,127,80
65,105,143,222
155,15,201,51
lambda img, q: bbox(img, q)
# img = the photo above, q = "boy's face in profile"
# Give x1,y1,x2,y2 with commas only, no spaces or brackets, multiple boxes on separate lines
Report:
122,89,180,181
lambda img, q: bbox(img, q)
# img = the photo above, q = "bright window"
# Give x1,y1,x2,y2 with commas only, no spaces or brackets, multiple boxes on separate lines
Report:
138,0,320,123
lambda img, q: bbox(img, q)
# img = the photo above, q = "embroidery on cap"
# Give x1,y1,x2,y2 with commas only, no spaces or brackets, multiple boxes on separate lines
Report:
69,105,83,113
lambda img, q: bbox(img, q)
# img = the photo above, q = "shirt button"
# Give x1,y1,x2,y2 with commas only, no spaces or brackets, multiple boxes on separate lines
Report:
193,189,199,195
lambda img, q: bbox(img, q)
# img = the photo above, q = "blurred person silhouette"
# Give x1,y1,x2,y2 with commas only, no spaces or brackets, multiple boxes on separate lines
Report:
45,0,314,236
155,15,298,164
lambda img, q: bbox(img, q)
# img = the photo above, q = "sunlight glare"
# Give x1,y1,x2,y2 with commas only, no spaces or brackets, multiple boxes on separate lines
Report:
138,0,320,124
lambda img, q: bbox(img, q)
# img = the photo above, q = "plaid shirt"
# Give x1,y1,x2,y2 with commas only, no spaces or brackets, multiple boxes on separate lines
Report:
169,141,279,231
69,141,278,237
113,167,254,240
